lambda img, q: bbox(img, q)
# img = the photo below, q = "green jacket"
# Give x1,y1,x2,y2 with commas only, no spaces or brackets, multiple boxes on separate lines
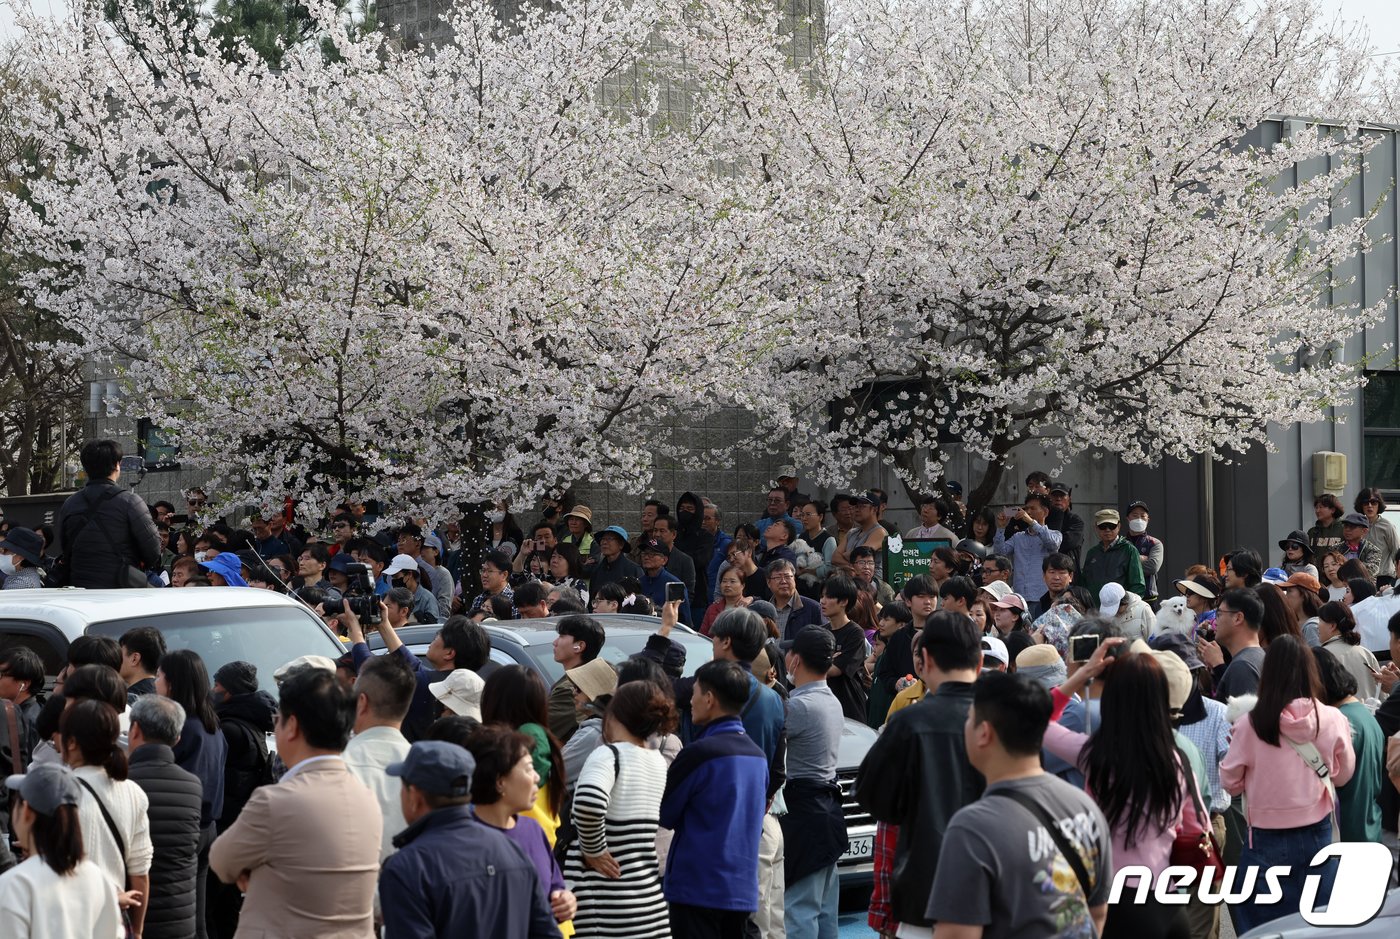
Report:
1079,536,1146,598
1337,701,1385,843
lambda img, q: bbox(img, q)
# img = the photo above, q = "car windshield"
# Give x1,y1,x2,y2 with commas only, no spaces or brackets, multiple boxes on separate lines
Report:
526,629,715,683
87,607,344,696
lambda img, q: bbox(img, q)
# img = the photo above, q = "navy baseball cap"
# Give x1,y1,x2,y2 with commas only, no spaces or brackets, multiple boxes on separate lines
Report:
387,741,476,797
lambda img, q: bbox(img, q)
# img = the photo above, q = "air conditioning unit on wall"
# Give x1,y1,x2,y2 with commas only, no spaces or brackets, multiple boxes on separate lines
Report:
1312,451,1346,498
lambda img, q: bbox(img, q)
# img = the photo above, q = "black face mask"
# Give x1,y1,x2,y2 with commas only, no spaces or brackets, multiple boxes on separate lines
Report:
677,509,697,528
543,505,559,519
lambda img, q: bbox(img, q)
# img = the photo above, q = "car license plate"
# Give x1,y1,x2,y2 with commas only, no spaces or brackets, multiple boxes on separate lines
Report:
841,834,873,861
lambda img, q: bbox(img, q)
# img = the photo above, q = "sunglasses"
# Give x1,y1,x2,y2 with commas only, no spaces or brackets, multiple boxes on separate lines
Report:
1096,524,1116,531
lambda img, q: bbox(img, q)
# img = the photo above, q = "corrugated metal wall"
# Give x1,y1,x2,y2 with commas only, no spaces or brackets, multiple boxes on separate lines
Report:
1127,117,1400,578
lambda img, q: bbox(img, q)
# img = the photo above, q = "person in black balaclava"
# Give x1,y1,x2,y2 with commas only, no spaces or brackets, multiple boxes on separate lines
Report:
674,491,716,624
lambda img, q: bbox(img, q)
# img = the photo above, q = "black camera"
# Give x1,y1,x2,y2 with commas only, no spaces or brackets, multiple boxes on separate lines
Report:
322,562,382,626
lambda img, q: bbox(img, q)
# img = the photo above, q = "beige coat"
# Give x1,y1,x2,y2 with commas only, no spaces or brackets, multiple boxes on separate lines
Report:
210,757,383,939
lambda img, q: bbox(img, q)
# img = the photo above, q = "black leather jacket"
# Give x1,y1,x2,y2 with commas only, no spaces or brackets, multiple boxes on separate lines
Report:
854,680,984,927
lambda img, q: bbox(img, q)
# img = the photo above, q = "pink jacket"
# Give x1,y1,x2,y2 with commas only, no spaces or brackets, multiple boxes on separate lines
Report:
1219,698,1355,831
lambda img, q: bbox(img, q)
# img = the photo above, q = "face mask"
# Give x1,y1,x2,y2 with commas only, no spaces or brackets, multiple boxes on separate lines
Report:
0,556,14,576
194,551,209,563
786,671,799,685
1127,518,1148,534
488,511,506,524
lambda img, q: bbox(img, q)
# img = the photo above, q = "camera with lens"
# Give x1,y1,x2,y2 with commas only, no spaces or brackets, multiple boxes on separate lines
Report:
321,562,382,626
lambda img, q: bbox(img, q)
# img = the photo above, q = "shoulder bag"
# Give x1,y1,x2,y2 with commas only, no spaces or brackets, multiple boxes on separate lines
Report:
1284,735,1341,842
75,776,135,936
1169,748,1225,875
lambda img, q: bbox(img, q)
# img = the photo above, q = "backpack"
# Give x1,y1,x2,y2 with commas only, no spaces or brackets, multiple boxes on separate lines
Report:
50,487,147,588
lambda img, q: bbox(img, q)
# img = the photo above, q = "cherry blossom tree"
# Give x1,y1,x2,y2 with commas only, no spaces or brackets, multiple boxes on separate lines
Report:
749,0,1386,515
7,0,803,520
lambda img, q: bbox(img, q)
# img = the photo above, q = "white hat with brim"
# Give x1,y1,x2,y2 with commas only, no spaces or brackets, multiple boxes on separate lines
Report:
979,581,1013,602
384,554,418,577
429,668,485,720
1099,582,1126,617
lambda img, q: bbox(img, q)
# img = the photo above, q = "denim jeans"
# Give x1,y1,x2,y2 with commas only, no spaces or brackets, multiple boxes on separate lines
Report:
1233,817,1335,934
783,864,839,939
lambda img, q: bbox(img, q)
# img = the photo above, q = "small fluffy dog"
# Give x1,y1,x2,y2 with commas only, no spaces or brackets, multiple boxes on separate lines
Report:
1155,594,1195,638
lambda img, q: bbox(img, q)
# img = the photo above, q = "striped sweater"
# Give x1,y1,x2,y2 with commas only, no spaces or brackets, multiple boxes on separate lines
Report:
563,742,670,938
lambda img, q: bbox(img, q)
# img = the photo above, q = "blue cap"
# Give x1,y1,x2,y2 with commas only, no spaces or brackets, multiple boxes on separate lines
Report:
328,553,352,573
597,525,630,549
387,741,475,797
198,552,248,587
1261,567,1290,586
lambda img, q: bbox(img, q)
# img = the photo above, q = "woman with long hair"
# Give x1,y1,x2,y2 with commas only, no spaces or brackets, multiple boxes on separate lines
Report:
1045,644,1199,939
482,665,567,843
1254,583,1301,647
465,725,577,934
0,763,123,936
563,681,675,939
966,507,998,546
700,568,750,637
1220,636,1354,933
158,648,228,939
1315,601,1381,701
60,700,153,930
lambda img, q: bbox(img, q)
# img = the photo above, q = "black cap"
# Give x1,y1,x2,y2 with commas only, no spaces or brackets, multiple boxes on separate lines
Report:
1127,500,1149,513
638,538,670,557
780,625,836,670
1048,481,1071,495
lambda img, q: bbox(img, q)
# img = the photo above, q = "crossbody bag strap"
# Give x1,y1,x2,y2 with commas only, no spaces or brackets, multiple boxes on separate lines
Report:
1174,746,1209,829
75,776,128,876
1284,736,1340,838
1,700,20,775
987,788,1094,903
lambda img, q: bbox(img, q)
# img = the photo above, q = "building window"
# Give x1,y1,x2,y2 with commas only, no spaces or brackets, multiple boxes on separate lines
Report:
1363,372,1400,492
136,419,180,471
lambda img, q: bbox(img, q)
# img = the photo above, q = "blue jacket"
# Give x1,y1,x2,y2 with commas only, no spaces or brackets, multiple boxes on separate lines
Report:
171,717,227,828
661,717,768,912
638,568,691,624
675,669,785,799
706,531,734,602
779,596,825,640
379,804,559,939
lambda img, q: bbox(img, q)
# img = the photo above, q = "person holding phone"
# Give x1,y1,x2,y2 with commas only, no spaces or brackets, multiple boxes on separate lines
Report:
992,494,1063,617
636,539,692,627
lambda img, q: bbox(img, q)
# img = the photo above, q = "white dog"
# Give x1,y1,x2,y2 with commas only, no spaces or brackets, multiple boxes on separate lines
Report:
1154,594,1195,638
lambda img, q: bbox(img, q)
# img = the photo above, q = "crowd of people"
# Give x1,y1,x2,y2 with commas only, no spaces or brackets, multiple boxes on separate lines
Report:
3,440,1400,937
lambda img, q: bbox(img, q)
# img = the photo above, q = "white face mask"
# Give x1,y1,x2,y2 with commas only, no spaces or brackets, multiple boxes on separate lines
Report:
0,555,15,576
488,511,506,524
194,551,209,563
1127,518,1148,534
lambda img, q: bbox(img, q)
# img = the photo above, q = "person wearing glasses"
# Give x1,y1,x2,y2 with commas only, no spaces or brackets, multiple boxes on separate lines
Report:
1355,488,1398,579
1077,509,1146,600
1196,588,1266,701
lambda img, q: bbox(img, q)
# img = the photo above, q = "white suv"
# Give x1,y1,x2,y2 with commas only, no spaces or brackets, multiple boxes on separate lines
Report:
0,587,345,694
